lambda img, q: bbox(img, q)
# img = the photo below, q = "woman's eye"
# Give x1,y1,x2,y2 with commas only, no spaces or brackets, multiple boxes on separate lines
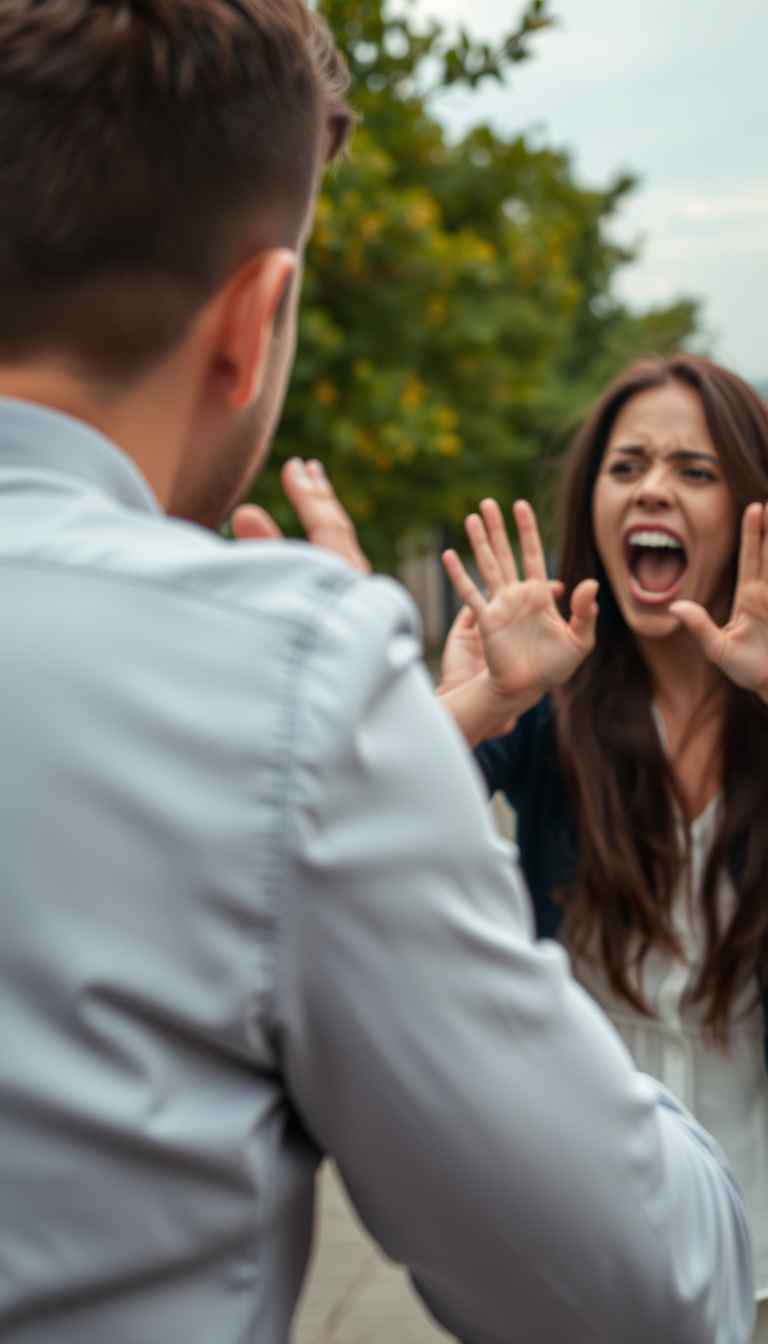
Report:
682,467,717,483
608,462,640,477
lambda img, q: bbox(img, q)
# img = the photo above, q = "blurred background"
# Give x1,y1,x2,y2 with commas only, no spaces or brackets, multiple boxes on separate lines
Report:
251,0,767,652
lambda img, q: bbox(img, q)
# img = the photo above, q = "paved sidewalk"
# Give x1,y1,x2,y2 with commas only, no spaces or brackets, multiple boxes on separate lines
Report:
292,1163,454,1344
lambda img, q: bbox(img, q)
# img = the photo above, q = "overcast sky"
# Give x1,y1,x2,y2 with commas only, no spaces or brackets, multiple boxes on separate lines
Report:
391,0,768,384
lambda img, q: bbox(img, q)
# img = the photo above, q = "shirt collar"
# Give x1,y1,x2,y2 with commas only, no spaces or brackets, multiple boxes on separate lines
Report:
0,396,162,516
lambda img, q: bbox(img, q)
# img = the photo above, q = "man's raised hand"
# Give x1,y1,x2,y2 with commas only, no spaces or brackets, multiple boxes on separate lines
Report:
232,458,371,574
439,500,598,744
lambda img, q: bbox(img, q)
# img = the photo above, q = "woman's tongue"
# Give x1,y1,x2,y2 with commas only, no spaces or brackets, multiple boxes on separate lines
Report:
634,547,685,594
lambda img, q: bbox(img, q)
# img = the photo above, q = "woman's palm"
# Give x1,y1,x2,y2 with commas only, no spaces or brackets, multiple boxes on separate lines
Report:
480,577,595,697
442,499,599,707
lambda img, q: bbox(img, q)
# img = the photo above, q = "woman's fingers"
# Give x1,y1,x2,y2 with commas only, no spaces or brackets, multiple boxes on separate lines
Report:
440,603,486,691
465,513,504,597
442,550,488,622
478,498,519,586
513,500,549,583
451,604,479,635
231,504,283,541
568,579,600,650
736,503,764,591
761,501,768,586
669,600,725,664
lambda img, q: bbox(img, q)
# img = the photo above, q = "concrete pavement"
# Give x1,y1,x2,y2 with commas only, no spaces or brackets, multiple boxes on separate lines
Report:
292,1163,453,1344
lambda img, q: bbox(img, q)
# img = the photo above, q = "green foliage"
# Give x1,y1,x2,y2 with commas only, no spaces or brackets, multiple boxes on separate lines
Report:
254,0,697,568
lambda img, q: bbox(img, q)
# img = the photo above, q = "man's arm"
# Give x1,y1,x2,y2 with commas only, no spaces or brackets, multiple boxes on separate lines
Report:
276,574,753,1344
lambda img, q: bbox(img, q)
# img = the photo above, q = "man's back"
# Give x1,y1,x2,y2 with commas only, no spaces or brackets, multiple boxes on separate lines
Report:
0,399,755,1343
0,401,345,1339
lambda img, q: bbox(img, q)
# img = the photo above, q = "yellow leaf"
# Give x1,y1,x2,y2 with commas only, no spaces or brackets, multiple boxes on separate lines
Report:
406,201,436,231
359,213,383,241
401,378,427,409
314,381,340,408
436,408,458,430
437,433,462,457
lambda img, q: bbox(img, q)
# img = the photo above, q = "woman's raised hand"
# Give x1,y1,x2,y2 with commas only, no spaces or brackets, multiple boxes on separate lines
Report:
441,499,599,715
440,604,486,692
671,502,768,701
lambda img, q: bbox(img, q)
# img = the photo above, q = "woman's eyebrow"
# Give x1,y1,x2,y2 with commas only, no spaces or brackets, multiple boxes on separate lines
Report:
668,449,720,465
610,445,720,465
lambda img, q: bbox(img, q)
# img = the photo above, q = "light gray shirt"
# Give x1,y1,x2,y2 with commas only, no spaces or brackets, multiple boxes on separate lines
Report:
0,398,754,1344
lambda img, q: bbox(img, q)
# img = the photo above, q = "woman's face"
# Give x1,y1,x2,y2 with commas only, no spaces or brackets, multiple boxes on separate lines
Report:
592,382,740,640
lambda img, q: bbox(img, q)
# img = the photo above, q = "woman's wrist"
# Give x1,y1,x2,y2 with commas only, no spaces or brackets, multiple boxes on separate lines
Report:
438,670,531,749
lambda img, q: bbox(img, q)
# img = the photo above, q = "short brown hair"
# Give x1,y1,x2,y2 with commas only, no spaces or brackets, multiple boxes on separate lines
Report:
0,0,353,380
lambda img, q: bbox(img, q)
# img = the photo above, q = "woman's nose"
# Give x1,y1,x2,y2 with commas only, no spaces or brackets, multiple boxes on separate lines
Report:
633,463,674,508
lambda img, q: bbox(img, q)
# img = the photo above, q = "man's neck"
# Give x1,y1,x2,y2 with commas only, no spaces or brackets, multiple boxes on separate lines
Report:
0,353,199,512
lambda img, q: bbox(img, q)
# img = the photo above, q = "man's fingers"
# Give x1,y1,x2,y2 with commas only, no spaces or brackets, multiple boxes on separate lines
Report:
669,600,725,664
479,498,519,586
513,500,548,583
231,504,283,542
305,459,334,496
281,458,371,574
442,550,487,623
281,458,335,518
568,579,599,648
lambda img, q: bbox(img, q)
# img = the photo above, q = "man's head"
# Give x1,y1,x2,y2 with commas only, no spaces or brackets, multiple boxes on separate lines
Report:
0,0,352,524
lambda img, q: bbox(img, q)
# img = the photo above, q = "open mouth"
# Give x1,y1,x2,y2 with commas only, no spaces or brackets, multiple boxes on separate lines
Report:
625,527,688,605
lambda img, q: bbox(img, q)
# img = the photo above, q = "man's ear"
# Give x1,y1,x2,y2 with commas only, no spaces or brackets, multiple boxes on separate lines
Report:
217,248,298,408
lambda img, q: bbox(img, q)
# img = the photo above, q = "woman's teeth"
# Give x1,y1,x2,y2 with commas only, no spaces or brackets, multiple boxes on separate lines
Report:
631,530,681,549
628,531,686,596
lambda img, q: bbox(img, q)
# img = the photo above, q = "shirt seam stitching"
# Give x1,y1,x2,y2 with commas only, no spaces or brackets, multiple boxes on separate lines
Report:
259,566,362,1041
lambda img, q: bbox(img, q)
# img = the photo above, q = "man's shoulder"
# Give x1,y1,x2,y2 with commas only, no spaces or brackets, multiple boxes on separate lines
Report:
128,514,362,627
3,481,393,626
127,515,417,643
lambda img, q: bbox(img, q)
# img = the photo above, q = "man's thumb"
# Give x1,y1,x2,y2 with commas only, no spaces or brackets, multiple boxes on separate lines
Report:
231,505,283,542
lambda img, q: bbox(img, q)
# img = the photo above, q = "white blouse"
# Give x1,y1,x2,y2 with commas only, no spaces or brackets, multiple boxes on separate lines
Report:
560,792,768,1300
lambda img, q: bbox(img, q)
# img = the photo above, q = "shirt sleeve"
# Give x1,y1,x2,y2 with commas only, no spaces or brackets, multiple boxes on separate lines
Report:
276,574,754,1344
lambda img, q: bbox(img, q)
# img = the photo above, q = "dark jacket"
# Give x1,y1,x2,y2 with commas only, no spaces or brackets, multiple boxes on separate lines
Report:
475,695,572,940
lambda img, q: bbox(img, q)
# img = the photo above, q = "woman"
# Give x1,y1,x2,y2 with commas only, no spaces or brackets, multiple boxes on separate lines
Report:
438,354,768,1337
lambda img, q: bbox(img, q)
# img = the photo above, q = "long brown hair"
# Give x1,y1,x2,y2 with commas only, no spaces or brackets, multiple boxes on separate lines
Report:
556,354,768,1029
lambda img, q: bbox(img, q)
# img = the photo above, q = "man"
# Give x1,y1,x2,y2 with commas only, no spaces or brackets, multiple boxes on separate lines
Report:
0,2,754,1341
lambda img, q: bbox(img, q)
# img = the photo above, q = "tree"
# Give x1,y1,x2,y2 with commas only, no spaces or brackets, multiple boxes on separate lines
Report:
251,0,697,568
